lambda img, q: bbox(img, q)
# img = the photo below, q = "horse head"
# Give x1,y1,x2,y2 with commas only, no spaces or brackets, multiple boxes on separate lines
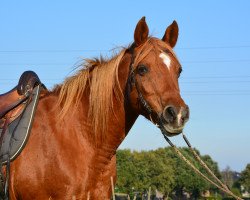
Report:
127,17,189,136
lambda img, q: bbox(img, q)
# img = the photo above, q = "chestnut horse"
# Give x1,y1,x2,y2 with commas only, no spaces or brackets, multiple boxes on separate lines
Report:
8,17,189,199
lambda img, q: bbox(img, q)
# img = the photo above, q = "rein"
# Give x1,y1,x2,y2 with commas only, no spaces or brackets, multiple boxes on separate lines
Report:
128,46,243,200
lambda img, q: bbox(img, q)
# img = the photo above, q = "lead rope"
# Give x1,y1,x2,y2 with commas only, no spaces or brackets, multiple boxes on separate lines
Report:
181,132,242,200
159,124,243,200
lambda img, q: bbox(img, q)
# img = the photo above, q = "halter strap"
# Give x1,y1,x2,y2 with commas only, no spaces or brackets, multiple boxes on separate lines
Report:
128,45,153,115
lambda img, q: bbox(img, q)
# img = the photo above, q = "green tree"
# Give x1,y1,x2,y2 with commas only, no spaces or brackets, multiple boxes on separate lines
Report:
239,164,250,193
149,148,176,196
116,147,220,199
116,149,137,193
116,148,176,196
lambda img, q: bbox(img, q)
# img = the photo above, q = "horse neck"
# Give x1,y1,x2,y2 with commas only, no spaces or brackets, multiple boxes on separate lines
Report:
86,52,138,155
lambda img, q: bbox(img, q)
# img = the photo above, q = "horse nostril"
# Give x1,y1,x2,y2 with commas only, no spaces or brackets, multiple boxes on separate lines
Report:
163,106,177,124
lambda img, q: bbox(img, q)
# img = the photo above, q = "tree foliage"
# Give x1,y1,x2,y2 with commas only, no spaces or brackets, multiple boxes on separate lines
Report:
116,148,175,196
239,164,250,192
116,147,220,198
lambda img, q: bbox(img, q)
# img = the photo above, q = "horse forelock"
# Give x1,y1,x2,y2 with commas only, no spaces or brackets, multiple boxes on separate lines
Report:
133,38,177,66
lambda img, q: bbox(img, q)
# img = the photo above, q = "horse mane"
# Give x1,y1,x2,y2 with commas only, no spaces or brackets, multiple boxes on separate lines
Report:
53,49,127,139
53,39,158,140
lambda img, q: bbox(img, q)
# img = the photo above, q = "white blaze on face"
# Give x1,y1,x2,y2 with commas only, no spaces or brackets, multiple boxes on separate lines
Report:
159,53,171,70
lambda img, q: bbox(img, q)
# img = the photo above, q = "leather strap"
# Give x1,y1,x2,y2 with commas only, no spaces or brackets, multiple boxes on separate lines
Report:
128,45,153,115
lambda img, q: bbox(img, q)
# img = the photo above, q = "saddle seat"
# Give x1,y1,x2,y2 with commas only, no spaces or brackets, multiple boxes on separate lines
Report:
0,71,44,127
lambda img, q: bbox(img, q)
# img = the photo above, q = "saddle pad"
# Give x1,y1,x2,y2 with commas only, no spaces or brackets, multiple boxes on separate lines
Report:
0,85,41,164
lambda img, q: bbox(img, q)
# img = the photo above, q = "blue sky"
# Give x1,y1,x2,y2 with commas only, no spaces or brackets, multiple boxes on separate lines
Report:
1,1,249,172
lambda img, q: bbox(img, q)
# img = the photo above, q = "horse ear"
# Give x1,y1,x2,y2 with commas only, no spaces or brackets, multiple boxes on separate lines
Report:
134,16,149,47
162,20,179,48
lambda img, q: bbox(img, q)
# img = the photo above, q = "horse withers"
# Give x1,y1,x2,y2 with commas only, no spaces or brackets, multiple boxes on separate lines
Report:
4,17,189,199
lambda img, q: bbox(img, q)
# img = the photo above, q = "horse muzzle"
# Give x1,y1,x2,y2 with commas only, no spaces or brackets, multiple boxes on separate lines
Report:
160,105,189,136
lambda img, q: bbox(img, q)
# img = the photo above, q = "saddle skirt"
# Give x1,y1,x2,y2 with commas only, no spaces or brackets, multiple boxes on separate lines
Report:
0,85,41,164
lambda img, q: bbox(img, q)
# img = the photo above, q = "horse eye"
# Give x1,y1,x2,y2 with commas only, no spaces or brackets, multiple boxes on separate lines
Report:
178,67,182,78
137,65,149,76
